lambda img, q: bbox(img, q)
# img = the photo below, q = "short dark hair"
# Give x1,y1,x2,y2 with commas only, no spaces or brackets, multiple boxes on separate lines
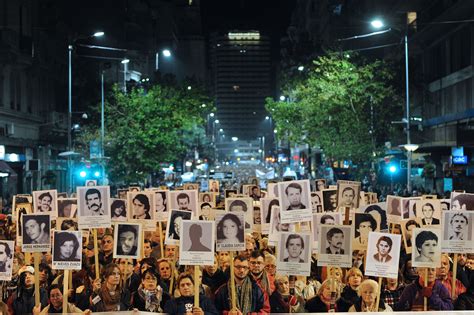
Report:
320,214,335,224
177,272,194,286
415,231,438,253
0,242,11,258
406,219,420,229
327,227,344,240
341,186,355,196
357,213,377,231
85,188,101,200
376,236,393,251
249,250,265,260
133,194,150,212
450,213,469,225
54,232,80,259
141,267,159,281
177,193,190,202
48,284,62,296
229,199,248,211
38,192,53,201
286,234,304,249
422,202,434,211
233,254,248,263
285,183,302,195
118,224,137,239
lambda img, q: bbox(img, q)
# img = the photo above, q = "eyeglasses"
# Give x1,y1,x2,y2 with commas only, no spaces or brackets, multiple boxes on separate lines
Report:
265,264,276,269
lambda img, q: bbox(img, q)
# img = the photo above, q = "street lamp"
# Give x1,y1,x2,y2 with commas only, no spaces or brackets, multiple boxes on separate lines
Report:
162,49,171,57
279,95,286,101
371,18,412,192
121,58,130,93
67,30,104,193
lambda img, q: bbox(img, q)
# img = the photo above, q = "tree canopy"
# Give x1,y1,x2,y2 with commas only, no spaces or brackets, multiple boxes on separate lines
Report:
266,52,403,165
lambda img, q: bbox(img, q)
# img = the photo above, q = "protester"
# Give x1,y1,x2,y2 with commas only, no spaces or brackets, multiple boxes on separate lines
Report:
7,266,49,314
34,284,87,314
131,268,169,312
437,253,466,299
305,278,342,312
202,255,228,295
270,275,305,312
249,250,275,297
381,276,405,309
348,279,393,312
339,267,363,311
90,263,131,312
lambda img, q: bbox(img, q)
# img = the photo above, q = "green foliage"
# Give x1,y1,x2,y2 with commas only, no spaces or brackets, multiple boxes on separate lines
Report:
78,83,212,183
266,52,402,165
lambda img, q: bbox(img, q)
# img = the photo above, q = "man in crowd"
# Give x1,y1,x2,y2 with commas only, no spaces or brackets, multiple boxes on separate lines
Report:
215,255,270,314
437,254,466,299
98,233,114,267
202,255,228,295
249,250,275,297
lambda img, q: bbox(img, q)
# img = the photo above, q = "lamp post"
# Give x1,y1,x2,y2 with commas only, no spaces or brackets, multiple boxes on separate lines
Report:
121,58,130,93
67,31,104,193
371,19,414,192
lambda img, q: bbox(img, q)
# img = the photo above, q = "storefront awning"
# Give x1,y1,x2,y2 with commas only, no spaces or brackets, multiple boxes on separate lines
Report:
0,161,17,177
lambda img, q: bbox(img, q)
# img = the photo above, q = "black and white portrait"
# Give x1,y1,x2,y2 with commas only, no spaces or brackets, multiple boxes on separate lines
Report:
15,203,32,241
85,180,97,186
260,198,279,234
365,232,401,279
226,197,253,229
310,192,323,213
53,231,81,263
266,183,279,198
0,240,14,280
77,186,111,229
360,203,388,231
278,180,312,224
314,179,326,192
169,190,198,216
165,209,192,245
317,225,352,268
441,211,474,254
353,213,378,250
33,190,58,218
21,214,51,252
415,199,441,226
117,188,128,199
451,192,474,211
216,212,245,251
225,189,238,198
128,192,154,220
113,223,142,259
412,227,442,268
153,190,168,221
401,218,421,253
312,213,341,252
184,183,199,191
209,180,220,193
336,181,361,209
322,189,338,212
277,232,311,276
57,218,79,231
110,199,127,221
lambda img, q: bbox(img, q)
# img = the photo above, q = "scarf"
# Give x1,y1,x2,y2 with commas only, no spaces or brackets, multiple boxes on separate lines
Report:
100,285,122,311
228,277,253,315
138,287,163,312
258,270,271,297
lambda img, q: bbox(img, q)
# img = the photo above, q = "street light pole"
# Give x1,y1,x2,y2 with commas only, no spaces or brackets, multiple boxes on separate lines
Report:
101,71,105,185
67,45,73,193
404,34,412,193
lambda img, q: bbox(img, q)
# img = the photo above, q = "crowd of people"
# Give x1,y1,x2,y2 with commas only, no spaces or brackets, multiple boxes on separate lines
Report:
0,178,473,315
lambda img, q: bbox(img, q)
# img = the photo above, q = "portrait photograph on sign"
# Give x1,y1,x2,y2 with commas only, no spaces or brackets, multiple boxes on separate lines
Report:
215,212,246,251
353,213,379,250
336,180,361,209
260,198,279,234
117,188,128,199
268,206,296,245
441,211,474,253
277,232,311,276
225,197,253,230
199,192,216,205
33,189,58,219
0,240,14,281
127,191,155,220
110,198,127,221
21,213,51,252
168,190,198,217
209,180,220,193
321,189,338,212
15,203,32,244
401,218,422,254
152,190,168,221
77,186,111,229
12,194,32,220
253,205,262,232
360,202,388,232
52,231,82,270
310,192,323,213
312,213,342,253
386,195,402,223
266,183,279,197
440,199,451,211
113,222,142,259
57,218,78,231
179,220,215,266
277,180,312,224
249,185,261,201
165,209,192,245
314,179,326,192
199,202,213,218
85,180,97,186
411,227,442,268
317,224,353,268
365,232,401,279
450,192,474,211
225,189,238,198
415,199,441,226
57,198,77,218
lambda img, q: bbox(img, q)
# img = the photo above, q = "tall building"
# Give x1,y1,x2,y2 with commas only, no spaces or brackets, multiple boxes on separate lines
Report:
209,31,272,141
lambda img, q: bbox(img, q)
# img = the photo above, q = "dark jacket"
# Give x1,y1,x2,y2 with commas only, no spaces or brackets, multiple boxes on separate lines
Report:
164,294,218,315
202,269,228,294
349,296,388,312
338,285,359,312
8,287,48,315
305,295,340,312
214,278,270,314
394,278,453,311
269,291,304,313
454,290,474,310
90,288,131,312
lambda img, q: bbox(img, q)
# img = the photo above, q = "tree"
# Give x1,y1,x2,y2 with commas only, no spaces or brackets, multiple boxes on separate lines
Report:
78,83,212,184
266,52,403,169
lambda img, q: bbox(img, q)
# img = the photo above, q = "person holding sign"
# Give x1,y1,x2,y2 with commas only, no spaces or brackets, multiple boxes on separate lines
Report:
131,268,170,312
414,231,438,263
348,279,393,311
394,267,453,311
33,284,87,314
214,255,270,314
305,279,342,312
8,266,48,315
164,273,218,314
270,275,304,312
90,263,131,312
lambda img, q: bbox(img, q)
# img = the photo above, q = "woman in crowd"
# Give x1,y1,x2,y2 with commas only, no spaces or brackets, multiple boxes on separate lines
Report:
270,275,305,312
339,267,363,311
305,279,342,312
382,276,405,309
91,263,131,312
117,258,140,296
131,268,170,312
8,266,49,314
163,273,218,314
348,279,392,312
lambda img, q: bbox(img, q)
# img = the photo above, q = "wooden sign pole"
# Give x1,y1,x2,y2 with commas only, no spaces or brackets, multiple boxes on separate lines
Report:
452,254,458,298
344,207,350,225
62,271,69,314
194,265,200,308
158,222,164,259
375,277,383,311
423,268,428,311
34,252,40,307
93,229,99,280
229,251,237,311
141,228,146,258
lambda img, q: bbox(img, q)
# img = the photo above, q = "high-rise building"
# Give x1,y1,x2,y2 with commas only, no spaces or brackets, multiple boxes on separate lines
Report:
209,31,272,143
